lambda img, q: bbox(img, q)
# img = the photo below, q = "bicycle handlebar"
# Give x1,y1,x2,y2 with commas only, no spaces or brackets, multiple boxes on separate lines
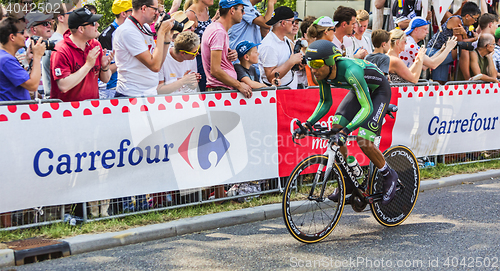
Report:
292,104,399,145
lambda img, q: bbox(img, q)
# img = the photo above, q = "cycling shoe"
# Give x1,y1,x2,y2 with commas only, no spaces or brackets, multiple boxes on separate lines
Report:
381,168,398,205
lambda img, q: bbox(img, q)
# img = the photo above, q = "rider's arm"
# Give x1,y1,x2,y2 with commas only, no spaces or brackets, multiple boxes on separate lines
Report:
306,79,333,124
343,66,373,134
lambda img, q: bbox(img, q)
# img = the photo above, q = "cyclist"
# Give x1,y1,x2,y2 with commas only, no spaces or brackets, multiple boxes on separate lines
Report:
294,39,398,205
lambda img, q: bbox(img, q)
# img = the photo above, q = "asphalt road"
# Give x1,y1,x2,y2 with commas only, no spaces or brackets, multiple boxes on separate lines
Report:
7,178,500,271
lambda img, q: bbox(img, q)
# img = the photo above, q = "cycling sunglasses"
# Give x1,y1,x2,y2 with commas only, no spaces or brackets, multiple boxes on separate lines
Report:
307,59,326,69
180,45,200,56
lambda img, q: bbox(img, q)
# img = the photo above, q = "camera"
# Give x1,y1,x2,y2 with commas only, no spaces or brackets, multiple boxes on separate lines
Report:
292,39,308,71
155,13,184,33
30,36,56,51
455,41,475,51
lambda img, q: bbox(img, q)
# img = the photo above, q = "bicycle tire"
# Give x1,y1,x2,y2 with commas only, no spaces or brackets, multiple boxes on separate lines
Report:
282,154,345,243
369,145,420,227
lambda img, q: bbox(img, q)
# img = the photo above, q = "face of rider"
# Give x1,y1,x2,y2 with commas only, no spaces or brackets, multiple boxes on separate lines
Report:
310,64,331,81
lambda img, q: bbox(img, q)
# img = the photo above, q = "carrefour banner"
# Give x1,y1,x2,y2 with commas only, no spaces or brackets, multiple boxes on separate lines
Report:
391,84,500,157
275,88,399,176
0,92,278,213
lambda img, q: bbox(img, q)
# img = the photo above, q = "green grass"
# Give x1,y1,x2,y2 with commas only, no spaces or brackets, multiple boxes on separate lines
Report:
1,159,500,243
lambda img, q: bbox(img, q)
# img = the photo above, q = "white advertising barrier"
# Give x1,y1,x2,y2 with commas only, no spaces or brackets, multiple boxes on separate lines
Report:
392,84,500,157
0,91,278,213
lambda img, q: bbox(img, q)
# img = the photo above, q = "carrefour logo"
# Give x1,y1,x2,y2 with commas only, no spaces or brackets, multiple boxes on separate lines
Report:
179,125,230,170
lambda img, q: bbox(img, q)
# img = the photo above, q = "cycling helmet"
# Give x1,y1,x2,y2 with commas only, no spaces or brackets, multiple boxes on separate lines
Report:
305,39,342,66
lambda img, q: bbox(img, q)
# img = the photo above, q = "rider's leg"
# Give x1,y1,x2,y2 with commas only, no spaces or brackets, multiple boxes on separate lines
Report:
357,138,384,169
358,129,398,205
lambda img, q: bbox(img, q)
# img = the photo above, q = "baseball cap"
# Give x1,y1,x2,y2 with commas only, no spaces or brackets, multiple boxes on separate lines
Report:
266,6,294,25
68,7,103,29
112,0,132,15
25,12,52,28
236,40,260,58
171,11,195,33
219,0,248,9
293,11,302,22
405,16,429,35
313,16,338,28
495,27,500,39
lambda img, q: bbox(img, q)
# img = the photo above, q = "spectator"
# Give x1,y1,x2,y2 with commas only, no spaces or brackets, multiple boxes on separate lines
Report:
234,40,269,88
185,0,216,92
493,27,500,78
300,15,317,86
0,17,46,101
83,4,97,14
366,29,391,75
457,33,498,82
400,17,457,70
228,0,276,48
50,8,113,102
427,2,480,84
478,13,499,36
351,10,373,56
41,3,75,98
300,15,316,46
25,12,52,96
113,0,175,97
97,0,133,99
258,6,303,89
387,28,425,83
201,0,252,97
392,0,431,30
332,6,366,59
157,31,201,94
307,16,336,42
285,11,302,41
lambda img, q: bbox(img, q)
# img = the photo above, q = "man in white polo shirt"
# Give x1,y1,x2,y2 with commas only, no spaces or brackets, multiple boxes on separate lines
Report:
113,0,174,97
258,6,303,88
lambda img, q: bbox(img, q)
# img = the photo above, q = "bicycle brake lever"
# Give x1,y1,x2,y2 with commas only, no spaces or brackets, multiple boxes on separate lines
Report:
291,133,302,146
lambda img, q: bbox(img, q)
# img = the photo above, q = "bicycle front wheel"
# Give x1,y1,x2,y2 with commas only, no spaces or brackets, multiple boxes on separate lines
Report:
369,145,420,227
282,154,345,243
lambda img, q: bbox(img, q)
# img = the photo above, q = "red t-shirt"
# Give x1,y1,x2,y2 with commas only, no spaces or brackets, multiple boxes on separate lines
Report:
50,30,102,102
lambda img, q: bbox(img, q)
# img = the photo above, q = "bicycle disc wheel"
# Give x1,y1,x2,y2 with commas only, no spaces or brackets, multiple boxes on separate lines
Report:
282,154,345,243
369,145,420,227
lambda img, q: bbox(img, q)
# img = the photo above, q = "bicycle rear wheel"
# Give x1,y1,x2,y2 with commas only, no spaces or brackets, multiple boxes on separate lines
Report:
282,154,345,243
369,145,420,227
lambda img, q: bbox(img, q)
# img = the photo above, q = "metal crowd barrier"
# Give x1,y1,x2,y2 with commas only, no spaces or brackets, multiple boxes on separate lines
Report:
1,84,498,230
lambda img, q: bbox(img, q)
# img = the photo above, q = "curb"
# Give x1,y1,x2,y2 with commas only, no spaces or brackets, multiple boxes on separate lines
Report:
0,249,15,268
1,169,500,268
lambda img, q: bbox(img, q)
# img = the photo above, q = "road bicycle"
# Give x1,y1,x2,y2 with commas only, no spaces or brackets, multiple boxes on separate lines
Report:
282,105,420,243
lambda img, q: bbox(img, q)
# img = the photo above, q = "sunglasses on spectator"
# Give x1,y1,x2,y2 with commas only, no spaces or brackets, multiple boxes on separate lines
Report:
16,29,26,35
180,46,200,56
82,21,97,27
147,5,159,12
307,59,327,69
33,21,51,27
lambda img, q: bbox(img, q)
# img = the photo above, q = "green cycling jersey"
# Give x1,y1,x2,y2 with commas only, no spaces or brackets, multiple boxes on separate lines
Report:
307,58,388,134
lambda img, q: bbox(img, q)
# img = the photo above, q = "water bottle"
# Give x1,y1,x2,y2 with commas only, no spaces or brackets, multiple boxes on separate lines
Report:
347,156,363,178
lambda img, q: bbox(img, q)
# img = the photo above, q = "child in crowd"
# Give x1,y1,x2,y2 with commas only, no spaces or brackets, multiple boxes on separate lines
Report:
234,41,280,88
365,29,391,75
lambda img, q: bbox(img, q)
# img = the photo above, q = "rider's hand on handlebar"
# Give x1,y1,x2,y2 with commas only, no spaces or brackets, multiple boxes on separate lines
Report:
332,132,347,146
293,121,313,139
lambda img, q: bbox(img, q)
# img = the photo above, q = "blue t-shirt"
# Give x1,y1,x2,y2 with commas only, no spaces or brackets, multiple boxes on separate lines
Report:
228,0,262,49
0,50,30,101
